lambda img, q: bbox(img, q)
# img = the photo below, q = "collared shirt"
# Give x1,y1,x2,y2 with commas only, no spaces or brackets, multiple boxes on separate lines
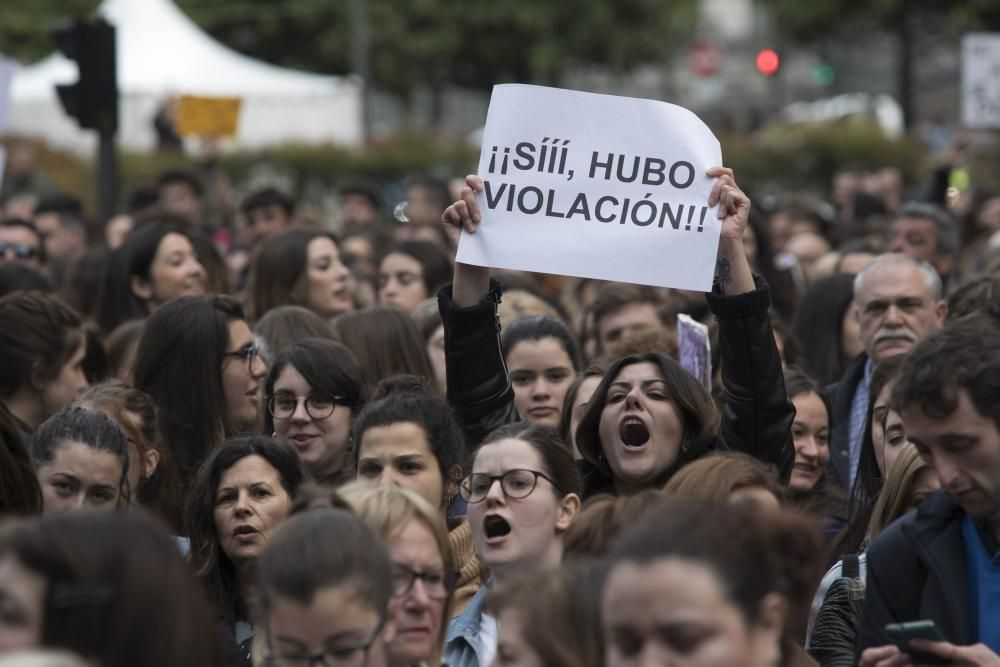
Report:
962,515,1000,652
848,359,874,487
445,584,491,667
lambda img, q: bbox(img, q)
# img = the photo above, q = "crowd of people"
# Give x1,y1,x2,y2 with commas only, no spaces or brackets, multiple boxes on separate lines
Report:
1,138,1000,667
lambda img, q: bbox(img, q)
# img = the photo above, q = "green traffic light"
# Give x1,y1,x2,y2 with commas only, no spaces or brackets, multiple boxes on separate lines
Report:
812,64,835,87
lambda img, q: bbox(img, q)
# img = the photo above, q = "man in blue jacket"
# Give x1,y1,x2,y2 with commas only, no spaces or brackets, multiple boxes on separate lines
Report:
858,313,1000,665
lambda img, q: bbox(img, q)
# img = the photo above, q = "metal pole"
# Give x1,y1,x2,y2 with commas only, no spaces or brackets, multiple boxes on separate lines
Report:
350,0,372,142
97,129,117,223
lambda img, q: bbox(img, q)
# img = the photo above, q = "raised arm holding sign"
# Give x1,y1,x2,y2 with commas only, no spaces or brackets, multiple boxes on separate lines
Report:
437,85,794,497
444,164,754,306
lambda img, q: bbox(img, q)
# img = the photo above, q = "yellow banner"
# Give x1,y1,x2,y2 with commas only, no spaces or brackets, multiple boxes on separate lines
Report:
176,95,242,137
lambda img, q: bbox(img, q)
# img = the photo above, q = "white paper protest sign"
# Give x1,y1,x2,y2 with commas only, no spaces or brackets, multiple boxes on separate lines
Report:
457,84,723,291
677,314,712,390
962,33,1000,129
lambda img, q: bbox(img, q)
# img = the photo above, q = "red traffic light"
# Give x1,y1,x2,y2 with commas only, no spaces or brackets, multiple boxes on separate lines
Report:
756,49,780,76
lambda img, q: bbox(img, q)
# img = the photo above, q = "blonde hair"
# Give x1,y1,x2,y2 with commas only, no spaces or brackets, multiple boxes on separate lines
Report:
866,444,928,544
337,482,454,667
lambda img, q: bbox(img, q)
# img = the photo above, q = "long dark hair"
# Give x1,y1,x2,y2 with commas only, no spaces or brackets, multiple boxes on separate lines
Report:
834,354,906,557
332,308,437,392
185,436,306,618
248,228,340,322
0,511,226,667
0,402,41,516
133,294,246,488
791,274,858,387
96,220,197,334
0,292,84,404
575,353,720,496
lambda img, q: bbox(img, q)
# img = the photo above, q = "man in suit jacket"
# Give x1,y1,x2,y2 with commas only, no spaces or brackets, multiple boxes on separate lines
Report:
826,253,945,489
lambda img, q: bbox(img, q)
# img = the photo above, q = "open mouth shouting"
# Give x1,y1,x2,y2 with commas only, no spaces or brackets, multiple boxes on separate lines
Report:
619,416,651,451
483,514,512,545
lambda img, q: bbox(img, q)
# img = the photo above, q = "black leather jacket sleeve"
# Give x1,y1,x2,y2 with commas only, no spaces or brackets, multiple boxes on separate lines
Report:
809,577,864,667
438,279,519,451
706,274,795,482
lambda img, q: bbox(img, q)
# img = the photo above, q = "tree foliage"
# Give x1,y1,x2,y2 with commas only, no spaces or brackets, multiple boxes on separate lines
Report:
0,0,101,63
757,0,1000,43
174,0,698,96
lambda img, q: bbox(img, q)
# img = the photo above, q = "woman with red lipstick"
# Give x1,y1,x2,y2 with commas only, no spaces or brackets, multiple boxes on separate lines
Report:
445,423,582,667
440,168,794,496
340,483,455,667
248,229,355,325
263,339,368,487
502,316,581,430
185,436,306,667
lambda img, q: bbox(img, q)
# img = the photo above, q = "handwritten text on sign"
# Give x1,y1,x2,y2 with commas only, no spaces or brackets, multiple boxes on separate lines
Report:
456,84,723,291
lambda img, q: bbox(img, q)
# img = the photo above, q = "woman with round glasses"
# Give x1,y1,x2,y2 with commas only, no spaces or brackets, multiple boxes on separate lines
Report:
256,508,394,667
445,422,582,667
263,339,369,487
339,483,456,667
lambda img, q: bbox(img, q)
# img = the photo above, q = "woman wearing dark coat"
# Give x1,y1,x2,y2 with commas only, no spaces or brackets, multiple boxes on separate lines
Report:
438,170,794,496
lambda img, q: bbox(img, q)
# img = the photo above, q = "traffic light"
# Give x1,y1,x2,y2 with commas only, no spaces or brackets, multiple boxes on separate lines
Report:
51,19,118,133
755,48,781,76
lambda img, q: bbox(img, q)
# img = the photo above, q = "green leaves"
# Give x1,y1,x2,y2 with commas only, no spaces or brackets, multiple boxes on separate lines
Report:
0,0,101,63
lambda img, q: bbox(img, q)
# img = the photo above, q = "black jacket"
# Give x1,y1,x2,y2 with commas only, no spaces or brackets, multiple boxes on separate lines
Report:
809,574,864,667
437,275,794,490
825,353,868,490
856,490,973,655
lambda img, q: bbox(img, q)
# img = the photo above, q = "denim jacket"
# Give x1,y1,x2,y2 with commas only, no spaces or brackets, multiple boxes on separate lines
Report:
444,584,490,667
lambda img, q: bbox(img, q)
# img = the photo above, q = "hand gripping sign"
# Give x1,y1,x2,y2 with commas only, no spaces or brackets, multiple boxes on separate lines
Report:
457,84,724,292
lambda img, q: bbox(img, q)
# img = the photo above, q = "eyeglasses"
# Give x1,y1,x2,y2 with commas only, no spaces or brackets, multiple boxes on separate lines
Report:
0,243,38,260
223,344,260,372
268,393,344,421
265,614,385,667
391,563,455,600
460,469,556,504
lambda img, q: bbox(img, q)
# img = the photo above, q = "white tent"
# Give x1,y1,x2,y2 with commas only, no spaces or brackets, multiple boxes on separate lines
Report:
7,0,363,153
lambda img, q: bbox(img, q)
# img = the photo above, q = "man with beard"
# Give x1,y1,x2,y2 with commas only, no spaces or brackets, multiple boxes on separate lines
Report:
827,254,946,489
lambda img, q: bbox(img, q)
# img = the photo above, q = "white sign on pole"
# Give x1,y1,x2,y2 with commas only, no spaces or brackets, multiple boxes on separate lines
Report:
457,84,724,292
962,33,1000,129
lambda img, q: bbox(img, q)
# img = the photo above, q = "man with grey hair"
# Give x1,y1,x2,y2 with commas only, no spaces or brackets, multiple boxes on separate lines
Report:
889,201,960,285
826,253,947,488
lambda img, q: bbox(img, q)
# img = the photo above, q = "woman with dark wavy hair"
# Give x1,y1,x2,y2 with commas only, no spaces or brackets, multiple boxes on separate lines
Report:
185,436,306,664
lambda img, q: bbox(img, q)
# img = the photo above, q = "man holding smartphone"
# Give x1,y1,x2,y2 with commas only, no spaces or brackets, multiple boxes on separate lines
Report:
858,313,1000,666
